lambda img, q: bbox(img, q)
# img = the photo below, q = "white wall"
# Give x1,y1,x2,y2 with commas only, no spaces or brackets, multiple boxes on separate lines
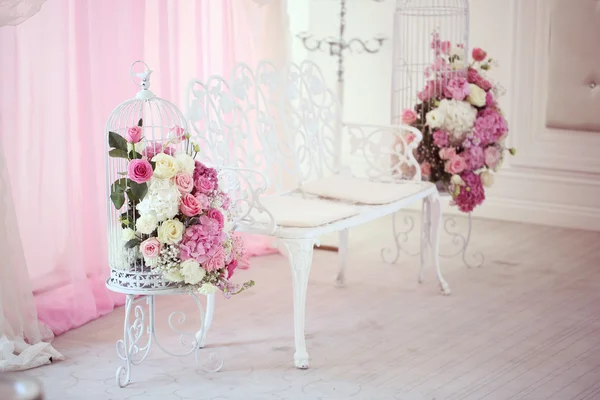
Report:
289,0,600,232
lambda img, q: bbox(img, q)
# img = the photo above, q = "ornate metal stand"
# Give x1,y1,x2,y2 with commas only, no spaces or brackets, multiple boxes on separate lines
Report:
382,195,484,269
115,293,223,388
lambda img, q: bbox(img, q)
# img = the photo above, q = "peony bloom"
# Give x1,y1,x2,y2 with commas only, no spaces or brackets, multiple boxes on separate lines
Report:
126,126,143,143
127,159,153,184
433,130,450,147
445,155,468,175
444,77,470,101
472,48,487,62
454,172,485,213
140,238,161,259
484,145,502,169
401,109,418,125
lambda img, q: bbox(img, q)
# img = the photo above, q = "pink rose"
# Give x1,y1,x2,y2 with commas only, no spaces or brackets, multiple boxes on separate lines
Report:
444,77,470,101
195,176,215,193
180,193,203,217
140,238,161,259
484,146,502,169
195,193,210,209
420,162,431,177
439,147,456,160
472,48,487,62
207,208,224,229
433,130,450,147
401,109,417,125
445,155,467,175
174,173,194,194
170,126,186,144
204,247,226,272
126,126,142,143
127,159,153,184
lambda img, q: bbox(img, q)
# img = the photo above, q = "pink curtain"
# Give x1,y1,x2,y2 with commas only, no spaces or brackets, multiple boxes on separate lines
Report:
0,0,286,336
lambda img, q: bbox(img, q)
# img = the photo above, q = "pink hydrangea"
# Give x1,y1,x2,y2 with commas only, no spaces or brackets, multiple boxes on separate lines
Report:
454,172,485,213
433,130,450,147
179,216,225,263
142,142,175,159
484,146,502,169
473,109,508,145
467,68,492,91
444,77,470,101
465,146,485,170
193,161,218,194
486,92,496,107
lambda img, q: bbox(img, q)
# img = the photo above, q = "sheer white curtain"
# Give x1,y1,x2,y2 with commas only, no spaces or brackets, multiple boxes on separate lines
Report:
0,0,63,372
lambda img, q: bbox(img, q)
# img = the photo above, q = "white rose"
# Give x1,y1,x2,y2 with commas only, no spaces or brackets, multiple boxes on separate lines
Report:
451,59,466,71
121,228,136,242
197,283,217,295
467,84,486,107
136,214,158,234
450,174,465,186
152,153,179,179
180,259,206,285
175,153,195,175
163,270,185,283
481,170,495,188
157,219,185,244
426,108,446,129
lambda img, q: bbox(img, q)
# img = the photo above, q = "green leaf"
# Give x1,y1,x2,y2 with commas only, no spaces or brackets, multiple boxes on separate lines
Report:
127,181,148,201
109,148,129,159
110,178,127,209
137,118,143,127
128,150,142,160
124,238,141,249
108,131,128,152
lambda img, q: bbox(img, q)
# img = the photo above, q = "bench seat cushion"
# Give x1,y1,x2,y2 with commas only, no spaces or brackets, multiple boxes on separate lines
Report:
254,196,360,228
301,175,431,205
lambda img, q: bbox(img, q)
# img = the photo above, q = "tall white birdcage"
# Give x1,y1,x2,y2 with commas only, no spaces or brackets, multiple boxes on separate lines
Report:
391,0,470,125
105,61,188,292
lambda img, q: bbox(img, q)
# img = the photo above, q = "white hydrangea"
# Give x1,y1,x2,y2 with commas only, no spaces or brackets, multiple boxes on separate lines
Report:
136,213,158,234
136,177,181,222
175,153,195,175
438,99,477,143
180,259,206,285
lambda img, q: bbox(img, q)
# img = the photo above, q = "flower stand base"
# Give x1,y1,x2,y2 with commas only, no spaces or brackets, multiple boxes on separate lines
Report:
108,284,223,388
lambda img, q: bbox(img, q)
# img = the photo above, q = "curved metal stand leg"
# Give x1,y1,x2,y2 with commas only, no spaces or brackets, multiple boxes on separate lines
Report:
336,229,349,286
428,194,451,295
439,212,485,268
278,237,316,369
197,293,215,348
381,212,419,264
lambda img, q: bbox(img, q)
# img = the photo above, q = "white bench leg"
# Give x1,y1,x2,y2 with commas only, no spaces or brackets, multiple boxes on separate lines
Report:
336,229,349,286
427,193,451,295
197,293,215,348
419,198,430,284
278,237,316,369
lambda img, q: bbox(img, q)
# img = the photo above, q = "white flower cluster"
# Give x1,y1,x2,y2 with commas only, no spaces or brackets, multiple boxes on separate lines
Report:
426,99,477,143
136,177,181,222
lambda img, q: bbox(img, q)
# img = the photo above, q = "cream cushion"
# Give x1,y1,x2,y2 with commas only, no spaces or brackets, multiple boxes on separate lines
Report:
301,175,429,205
254,196,360,228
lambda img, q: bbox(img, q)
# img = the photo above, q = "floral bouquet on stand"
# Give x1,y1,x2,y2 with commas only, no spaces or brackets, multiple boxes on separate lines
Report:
401,32,516,213
108,120,253,297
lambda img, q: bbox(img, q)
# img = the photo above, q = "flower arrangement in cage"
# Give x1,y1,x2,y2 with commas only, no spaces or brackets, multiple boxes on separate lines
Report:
108,119,254,297
401,32,516,213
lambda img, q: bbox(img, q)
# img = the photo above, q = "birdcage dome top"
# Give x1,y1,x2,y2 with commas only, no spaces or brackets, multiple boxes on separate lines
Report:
396,0,468,15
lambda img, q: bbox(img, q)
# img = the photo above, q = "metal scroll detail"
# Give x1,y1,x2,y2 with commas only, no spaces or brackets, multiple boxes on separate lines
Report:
115,295,223,388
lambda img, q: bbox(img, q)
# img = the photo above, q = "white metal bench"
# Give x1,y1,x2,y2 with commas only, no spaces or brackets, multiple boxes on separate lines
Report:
185,60,450,369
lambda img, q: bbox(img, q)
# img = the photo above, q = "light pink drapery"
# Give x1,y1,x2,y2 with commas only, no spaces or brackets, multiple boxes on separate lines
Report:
0,0,286,337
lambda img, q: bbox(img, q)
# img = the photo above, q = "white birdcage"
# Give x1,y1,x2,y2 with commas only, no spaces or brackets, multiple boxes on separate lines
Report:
391,0,470,125
105,61,188,293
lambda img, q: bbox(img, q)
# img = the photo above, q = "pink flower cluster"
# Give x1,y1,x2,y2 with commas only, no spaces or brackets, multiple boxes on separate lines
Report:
400,35,514,213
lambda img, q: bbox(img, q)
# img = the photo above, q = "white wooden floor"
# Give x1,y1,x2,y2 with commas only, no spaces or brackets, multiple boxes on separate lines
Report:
11,214,600,400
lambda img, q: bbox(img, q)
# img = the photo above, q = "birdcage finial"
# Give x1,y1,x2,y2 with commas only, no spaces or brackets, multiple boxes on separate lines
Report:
130,60,155,100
